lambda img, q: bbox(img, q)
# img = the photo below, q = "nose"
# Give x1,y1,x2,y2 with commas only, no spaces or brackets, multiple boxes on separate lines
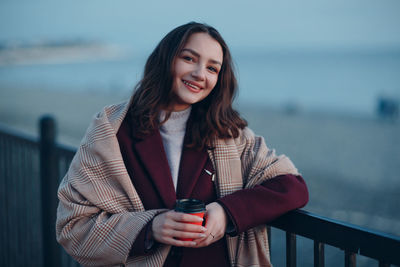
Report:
191,65,206,81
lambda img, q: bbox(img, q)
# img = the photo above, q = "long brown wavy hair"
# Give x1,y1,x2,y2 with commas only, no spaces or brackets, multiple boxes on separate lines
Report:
128,22,247,149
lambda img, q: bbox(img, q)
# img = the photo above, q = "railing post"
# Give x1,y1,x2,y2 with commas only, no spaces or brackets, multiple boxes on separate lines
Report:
286,232,296,267
345,251,356,267
314,241,325,267
267,226,272,261
40,116,61,267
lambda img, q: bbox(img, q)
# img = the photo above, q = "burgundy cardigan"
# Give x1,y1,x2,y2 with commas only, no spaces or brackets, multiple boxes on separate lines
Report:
117,116,308,267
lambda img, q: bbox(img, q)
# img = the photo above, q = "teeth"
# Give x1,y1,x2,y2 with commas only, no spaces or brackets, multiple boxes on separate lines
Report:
183,80,200,90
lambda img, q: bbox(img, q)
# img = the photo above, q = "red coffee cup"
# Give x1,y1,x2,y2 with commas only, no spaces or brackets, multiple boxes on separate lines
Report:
175,199,206,241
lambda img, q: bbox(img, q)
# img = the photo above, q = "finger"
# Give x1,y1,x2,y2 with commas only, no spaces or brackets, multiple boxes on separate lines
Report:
169,211,204,223
171,230,207,240
172,222,207,233
155,225,206,241
163,237,198,247
192,233,214,248
191,225,222,247
192,233,211,244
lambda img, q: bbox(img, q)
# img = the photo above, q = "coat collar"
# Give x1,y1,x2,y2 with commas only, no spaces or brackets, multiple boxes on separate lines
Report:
176,144,209,199
132,129,177,208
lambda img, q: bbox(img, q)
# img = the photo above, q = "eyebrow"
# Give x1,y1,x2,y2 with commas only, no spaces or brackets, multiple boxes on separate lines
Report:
180,48,222,66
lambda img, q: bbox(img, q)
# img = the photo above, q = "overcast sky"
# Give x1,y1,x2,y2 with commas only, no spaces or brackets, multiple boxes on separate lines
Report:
1,0,400,51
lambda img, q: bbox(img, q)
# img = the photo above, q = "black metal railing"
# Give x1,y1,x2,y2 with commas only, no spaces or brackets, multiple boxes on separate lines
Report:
0,117,399,267
0,118,76,267
268,210,400,267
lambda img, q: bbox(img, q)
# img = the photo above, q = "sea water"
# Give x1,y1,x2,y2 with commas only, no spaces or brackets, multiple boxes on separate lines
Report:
1,48,399,117
235,49,400,116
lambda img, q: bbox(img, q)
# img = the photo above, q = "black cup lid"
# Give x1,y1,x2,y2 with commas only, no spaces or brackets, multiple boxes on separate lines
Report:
175,199,205,213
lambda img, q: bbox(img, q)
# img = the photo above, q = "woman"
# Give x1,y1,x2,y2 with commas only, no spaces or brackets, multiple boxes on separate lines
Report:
56,22,308,267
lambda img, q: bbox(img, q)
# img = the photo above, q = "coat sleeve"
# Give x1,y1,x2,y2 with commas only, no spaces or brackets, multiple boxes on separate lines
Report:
217,127,308,234
217,174,308,235
56,173,166,266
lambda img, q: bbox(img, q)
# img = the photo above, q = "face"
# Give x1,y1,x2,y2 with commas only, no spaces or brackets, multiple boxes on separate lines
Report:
169,32,223,111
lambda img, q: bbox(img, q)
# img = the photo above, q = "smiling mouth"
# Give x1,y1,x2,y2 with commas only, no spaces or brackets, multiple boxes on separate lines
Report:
183,80,201,91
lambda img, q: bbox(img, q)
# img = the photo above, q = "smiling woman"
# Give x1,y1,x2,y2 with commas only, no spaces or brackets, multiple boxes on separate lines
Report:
55,22,309,267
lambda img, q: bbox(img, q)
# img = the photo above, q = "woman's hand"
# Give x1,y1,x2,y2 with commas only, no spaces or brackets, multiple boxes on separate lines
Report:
152,210,207,247
191,202,227,248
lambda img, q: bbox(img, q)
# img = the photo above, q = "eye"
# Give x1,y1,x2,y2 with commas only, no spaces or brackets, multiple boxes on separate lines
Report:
182,55,194,62
208,66,219,73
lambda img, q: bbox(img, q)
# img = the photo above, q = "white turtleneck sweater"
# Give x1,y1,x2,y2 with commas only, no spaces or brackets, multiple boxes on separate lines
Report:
159,107,192,190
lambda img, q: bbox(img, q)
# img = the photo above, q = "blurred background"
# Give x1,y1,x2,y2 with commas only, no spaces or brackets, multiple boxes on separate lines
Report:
1,0,399,266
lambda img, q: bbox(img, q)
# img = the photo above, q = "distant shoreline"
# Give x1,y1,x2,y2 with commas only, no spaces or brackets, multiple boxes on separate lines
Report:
0,40,125,66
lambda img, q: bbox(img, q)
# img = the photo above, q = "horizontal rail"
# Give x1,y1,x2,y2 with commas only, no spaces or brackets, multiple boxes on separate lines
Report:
270,209,400,265
0,122,76,157
0,123,38,146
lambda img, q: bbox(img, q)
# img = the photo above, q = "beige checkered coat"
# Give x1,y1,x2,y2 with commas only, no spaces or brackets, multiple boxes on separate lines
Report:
56,101,299,267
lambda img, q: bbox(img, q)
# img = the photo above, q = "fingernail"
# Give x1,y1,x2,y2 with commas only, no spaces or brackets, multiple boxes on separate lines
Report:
191,242,197,245
199,234,206,238
201,227,207,232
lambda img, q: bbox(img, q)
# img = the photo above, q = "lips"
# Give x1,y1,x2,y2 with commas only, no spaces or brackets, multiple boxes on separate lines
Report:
182,80,202,92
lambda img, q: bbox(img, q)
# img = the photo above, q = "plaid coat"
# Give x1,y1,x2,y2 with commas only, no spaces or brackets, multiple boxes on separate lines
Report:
56,101,299,267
